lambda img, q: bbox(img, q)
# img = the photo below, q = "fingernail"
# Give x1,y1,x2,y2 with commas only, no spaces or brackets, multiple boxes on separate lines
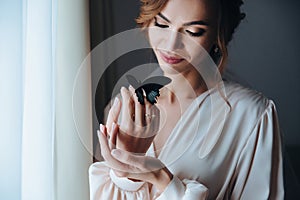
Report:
112,122,116,130
111,149,121,157
100,124,105,133
113,97,119,106
97,130,101,138
121,86,126,93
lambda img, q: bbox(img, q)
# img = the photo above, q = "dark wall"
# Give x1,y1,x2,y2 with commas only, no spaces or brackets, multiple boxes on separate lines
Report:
224,2,300,197
227,0,300,147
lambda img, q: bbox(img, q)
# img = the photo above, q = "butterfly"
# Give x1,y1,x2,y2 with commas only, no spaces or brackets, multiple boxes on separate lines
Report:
126,75,171,105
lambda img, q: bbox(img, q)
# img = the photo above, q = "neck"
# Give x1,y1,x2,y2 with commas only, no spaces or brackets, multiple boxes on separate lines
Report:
162,70,207,102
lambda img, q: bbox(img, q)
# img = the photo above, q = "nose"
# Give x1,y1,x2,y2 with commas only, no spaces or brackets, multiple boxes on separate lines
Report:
165,29,183,52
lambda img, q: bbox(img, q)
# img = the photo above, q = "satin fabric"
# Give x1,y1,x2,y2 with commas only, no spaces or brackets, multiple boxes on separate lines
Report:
89,81,284,200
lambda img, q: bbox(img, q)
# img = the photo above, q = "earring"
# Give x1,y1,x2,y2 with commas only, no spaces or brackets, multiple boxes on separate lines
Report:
210,44,222,65
214,45,219,54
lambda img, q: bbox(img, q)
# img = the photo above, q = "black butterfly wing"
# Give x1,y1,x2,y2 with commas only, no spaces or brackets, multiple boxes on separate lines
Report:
126,75,172,105
142,84,161,104
126,75,140,89
142,76,171,105
135,87,145,105
126,75,145,105
142,76,171,86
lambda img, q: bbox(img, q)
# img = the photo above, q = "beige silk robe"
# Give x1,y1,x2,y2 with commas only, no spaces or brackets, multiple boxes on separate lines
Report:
89,81,284,200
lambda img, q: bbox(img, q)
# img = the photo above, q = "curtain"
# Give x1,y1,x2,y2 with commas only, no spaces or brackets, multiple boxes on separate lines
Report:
55,0,92,199
21,0,56,199
0,1,23,199
0,0,92,199
89,0,115,161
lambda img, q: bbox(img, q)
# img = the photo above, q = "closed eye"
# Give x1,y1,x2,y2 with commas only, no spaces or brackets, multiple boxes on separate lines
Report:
186,29,205,37
154,17,169,28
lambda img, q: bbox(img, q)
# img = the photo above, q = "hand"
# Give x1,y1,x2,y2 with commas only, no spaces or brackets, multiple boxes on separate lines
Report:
98,125,173,192
106,86,160,154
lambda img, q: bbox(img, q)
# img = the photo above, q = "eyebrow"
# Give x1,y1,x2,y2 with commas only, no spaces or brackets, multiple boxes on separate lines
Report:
158,13,171,23
158,13,209,26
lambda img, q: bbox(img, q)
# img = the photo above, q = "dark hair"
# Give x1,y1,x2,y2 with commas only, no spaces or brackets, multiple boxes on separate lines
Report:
136,0,245,72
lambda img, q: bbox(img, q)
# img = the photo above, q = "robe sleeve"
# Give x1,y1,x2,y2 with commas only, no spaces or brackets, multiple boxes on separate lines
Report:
230,100,284,199
155,176,209,200
89,162,209,200
89,161,151,200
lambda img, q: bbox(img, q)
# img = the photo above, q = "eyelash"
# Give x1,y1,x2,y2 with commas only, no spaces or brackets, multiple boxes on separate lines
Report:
154,18,206,37
186,29,205,37
154,19,169,28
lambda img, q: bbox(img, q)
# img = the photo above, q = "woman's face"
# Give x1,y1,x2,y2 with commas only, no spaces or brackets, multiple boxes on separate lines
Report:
148,0,219,75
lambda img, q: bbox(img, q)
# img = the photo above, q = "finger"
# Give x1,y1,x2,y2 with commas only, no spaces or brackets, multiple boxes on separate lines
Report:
126,166,173,188
120,87,134,131
144,101,153,131
151,106,160,133
145,104,160,134
97,126,130,172
129,85,145,127
109,122,118,149
111,149,164,172
98,127,112,160
100,124,107,137
106,97,121,134
111,149,143,170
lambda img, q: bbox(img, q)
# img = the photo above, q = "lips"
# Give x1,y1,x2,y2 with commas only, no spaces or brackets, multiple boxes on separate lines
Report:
159,51,185,64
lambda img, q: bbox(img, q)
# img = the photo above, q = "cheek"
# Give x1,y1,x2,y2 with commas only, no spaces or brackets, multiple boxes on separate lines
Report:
180,35,214,60
201,29,218,51
192,30,217,53
148,27,167,50
197,39,213,53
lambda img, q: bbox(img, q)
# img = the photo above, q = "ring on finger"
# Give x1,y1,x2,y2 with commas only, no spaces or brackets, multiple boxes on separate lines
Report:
145,113,156,119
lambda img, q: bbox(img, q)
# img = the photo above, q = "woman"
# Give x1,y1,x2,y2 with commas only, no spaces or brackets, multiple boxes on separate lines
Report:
89,0,284,199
